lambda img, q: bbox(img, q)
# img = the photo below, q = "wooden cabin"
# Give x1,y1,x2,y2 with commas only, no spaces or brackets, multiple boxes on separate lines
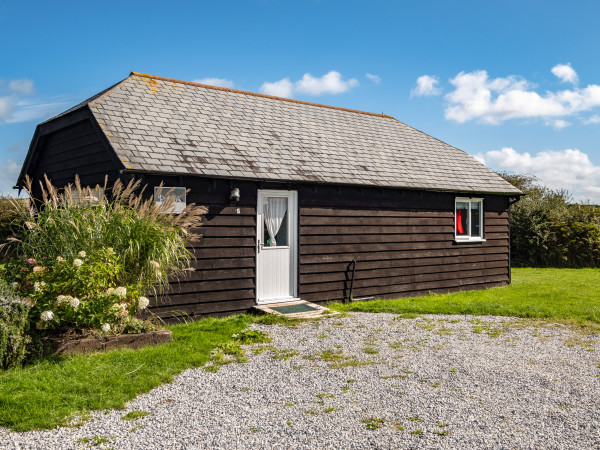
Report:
16,72,521,319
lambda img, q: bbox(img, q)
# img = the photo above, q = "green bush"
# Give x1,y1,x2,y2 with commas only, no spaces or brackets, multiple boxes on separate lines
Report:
0,280,32,369
2,175,206,333
500,172,600,267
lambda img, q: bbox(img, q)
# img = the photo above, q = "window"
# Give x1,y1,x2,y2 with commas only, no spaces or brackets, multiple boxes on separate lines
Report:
455,197,484,242
263,196,289,247
154,187,186,214
67,186,105,206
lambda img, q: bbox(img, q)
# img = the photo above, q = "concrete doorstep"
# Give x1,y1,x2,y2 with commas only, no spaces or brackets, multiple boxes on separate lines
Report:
252,300,338,319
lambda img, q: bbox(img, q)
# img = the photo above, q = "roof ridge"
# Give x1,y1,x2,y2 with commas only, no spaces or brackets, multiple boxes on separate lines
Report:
129,72,396,120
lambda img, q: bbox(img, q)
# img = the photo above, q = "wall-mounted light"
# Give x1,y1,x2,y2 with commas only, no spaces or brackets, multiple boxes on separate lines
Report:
229,187,240,202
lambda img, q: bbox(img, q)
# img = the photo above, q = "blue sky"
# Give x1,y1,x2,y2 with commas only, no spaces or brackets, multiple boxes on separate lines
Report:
2,0,600,201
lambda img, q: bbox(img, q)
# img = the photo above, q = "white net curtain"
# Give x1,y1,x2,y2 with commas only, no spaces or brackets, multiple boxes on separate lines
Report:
264,197,288,246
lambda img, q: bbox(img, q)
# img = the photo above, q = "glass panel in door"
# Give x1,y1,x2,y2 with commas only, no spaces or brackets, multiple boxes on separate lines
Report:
263,197,289,247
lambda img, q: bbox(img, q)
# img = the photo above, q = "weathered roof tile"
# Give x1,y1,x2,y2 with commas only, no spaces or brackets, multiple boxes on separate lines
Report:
82,72,523,195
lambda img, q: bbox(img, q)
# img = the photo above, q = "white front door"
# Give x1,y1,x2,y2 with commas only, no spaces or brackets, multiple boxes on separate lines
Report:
256,190,298,304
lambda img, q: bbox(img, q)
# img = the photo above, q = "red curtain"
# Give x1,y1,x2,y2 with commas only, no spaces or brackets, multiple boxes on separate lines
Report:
456,209,464,234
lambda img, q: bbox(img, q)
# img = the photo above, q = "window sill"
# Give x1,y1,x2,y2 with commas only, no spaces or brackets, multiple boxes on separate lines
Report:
455,237,486,243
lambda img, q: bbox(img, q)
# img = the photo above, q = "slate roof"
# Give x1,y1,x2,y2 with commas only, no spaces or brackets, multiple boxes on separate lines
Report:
69,72,522,194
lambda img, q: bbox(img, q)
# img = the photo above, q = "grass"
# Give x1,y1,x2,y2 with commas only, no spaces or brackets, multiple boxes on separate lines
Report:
362,417,385,430
331,268,600,329
0,314,273,431
121,410,150,421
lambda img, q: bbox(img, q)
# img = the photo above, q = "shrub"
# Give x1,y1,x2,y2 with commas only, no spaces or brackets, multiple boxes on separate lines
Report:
0,280,32,369
2,175,206,333
499,172,600,267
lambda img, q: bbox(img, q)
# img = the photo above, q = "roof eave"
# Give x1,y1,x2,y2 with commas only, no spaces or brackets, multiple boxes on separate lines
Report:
119,167,523,196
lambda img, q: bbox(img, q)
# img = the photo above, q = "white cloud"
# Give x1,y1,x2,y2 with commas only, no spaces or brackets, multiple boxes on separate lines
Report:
551,63,578,84
193,77,234,88
475,147,600,203
0,78,68,124
8,79,34,95
547,119,570,129
584,114,600,124
0,96,16,121
260,78,294,98
366,73,381,84
411,75,442,97
260,71,359,98
444,68,600,125
6,98,71,124
0,158,22,196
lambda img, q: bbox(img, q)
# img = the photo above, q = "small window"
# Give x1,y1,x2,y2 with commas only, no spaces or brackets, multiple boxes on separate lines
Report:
154,187,186,214
455,197,484,242
67,186,105,206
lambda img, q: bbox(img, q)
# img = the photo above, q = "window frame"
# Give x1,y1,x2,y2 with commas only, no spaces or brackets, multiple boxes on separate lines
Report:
455,197,485,243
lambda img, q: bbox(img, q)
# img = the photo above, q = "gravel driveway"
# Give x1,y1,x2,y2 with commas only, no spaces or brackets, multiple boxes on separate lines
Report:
3,313,599,449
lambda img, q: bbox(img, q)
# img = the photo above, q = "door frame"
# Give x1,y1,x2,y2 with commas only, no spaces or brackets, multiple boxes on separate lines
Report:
255,189,299,304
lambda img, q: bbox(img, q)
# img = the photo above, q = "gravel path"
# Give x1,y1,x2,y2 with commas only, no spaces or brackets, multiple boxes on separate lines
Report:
3,313,600,449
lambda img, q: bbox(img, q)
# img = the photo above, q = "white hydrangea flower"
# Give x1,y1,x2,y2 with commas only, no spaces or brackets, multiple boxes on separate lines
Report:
69,297,80,308
101,323,110,333
78,251,87,258
56,256,65,262
119,303,128,310
12,282,19,289
106,287,115,295
114,286,127,297
56,295,73,306
34,282,42,292
138,296,150,310
73,259,83,267
40,310,54,322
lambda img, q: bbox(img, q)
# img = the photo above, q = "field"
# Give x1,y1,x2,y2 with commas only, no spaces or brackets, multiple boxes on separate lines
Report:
332,268,600,329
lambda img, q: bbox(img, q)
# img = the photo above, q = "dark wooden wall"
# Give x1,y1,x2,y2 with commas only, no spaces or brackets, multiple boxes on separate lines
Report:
142,176,259,319
141,176,510,319
296,186,510,302
29,115,121,197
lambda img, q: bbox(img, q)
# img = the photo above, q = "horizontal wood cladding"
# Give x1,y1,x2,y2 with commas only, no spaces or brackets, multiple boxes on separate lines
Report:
137,177,260,318
30,118,121,190
137,176,511,318
298,191,511,303
302,280,508,304
300,253,508,274
301,274,509,302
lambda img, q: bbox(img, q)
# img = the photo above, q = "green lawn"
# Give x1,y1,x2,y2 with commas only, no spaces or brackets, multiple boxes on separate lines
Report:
331,268,600,328
0,314,262,431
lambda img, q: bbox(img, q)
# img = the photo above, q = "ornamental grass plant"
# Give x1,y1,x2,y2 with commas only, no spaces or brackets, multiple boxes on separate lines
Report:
1,175,206,335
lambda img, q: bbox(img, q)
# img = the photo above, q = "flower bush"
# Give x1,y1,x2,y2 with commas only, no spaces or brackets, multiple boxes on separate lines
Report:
1,175,206,335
